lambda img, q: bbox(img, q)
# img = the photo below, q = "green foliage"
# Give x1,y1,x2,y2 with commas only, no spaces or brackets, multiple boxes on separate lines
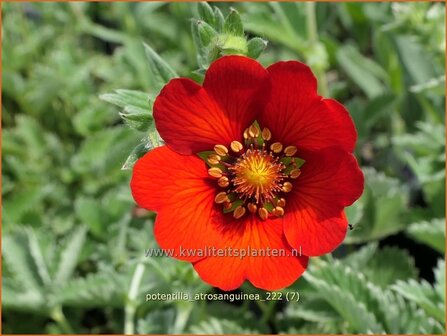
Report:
297,253,444,334
2,1,445,334
192,5,267,72
189,318,256,334
406,218,446,253
392,259,446,322
345,168,410,243
344,243,418,288
3,226,87,314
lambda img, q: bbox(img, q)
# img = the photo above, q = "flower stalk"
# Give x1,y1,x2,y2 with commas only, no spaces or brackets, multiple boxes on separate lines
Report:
305,2,329,97
124,261,146,335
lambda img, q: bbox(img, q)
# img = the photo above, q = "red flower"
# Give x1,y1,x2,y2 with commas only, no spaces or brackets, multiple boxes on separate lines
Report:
131,56,364,291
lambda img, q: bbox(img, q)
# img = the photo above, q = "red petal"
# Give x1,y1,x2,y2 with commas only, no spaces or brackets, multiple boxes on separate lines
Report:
284,148,364,256
193,215,308,291
153,196,222,263
130,146,211,211
154,56,268,155
131,146,224,262
259,61,356,152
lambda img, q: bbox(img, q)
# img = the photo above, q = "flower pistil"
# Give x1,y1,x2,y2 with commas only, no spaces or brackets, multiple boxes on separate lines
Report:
200,122,305,221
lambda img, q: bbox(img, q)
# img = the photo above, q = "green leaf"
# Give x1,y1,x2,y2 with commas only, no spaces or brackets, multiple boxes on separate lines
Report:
100,89,150,109
100,89,153,132
224,9,244,37
345,168,409,243
54,226,87,283
143,42,178,91
54,271,127,308
406,218,445,253
247,37,268,59
3,229,46,292
121,140,151,170
355,246,417,288
282,298,340,323
393,277,445,322
434,259,446,304
305,259,444,333
138,309,177,334
214,7,225,32
197,2,215,26
75,197,106,238
337,45,389,98
304,261,385,333
197,20,218,47
119,105,152,132
394,35,438,85
189,318,257,334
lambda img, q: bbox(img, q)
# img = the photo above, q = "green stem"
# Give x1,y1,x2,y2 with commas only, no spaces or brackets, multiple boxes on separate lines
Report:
173,302,193,334
51,306,74,334
124,261,146,335
306,2,318,43
305,2,329,97
260,300,277,326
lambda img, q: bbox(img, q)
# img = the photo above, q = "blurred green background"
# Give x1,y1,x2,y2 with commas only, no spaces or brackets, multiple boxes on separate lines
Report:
2,1,445,334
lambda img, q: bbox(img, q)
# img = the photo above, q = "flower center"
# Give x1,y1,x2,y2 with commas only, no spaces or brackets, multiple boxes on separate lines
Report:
199,122,305,221
231,149,284,204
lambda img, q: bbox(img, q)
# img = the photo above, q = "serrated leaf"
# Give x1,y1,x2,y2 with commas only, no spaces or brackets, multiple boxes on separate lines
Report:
137,309,176,334
189,317,257,334
3,229,45,292
143,42,178,92
54,226,87,283
304,259,444,333
345,168,409,243
392,278,445,322
406,218,445,253
434,259,446,304
2,280,47,313
304,264,385,333
361,246,417,288
54,271,127,308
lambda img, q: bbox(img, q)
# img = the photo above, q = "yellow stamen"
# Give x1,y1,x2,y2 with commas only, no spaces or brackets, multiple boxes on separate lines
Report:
230,140,243,153
233,205,246,219
270,142,283,153
262,127,272,141
230,150,284,204
207,154,221,165
284,145,297,157
218,176,229,187
243,128,249,139
258,207,269,221
248,124,260,138
290,169,301,179
247,203,257,214
277,198,286,207
215,192,229,204
273,206,284,217
214,144,228,156
223,201,232,210
208,167,223,178
282,182,293,193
